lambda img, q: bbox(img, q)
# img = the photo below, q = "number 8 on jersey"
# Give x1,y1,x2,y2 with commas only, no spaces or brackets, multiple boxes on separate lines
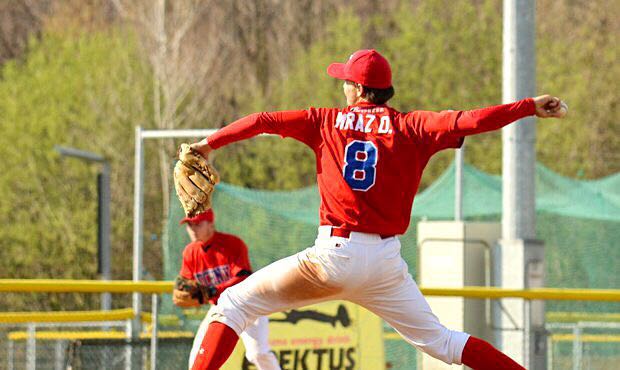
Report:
343,140,378,191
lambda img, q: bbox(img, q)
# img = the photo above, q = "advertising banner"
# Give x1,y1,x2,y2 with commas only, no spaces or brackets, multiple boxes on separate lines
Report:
223,300,385,370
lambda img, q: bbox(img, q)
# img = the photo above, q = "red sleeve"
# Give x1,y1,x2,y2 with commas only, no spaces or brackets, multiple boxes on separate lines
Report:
406,98,536,152
207,110,321,150
179,246,194,279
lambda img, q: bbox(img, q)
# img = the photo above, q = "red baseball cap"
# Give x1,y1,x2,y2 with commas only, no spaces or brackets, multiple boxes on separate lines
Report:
180,209,215,225
327,49,392,89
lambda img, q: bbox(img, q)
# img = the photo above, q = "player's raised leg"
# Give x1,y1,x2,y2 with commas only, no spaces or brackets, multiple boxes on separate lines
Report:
191,245,353,369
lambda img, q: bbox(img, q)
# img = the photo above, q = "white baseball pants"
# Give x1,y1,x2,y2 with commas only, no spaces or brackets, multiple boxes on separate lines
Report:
211,226,470,365
189,306,280,370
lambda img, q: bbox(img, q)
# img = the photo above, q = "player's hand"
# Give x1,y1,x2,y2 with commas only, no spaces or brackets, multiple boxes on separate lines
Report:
189,138,213,160
533,95,567,118
172,289,200,307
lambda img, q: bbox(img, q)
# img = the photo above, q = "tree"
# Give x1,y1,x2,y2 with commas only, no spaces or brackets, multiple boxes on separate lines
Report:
0,0,49,65
0,29,151,310
536,1,620,178
110,0,230,221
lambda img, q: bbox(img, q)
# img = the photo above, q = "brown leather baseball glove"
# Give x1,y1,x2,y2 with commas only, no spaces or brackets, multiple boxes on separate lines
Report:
174,276,217,304
173,143,219,217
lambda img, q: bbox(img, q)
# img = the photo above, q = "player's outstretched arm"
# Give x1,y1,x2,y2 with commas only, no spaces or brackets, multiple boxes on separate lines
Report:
189,110,319,160
426,94,567,138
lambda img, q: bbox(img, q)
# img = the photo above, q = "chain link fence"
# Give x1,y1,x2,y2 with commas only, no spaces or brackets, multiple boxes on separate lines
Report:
0,323,192,370
4,313,620,369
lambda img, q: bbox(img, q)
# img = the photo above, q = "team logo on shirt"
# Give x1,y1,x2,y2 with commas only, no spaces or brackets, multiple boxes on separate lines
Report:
195,265,231,286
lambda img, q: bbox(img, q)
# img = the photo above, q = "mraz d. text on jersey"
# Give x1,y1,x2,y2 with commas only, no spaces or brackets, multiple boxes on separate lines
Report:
334,110,393,135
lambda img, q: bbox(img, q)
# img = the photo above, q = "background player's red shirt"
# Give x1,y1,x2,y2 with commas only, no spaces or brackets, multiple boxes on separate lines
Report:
207,99,535,235
179,231,252,304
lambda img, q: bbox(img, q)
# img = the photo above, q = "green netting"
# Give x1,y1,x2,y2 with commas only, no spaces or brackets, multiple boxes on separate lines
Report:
413,162,620,221
163,162,620,368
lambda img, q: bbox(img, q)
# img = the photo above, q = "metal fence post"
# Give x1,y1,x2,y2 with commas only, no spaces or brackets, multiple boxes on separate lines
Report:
151,294,159,370
524,299,530,367
572,325,582,370
54,340,64,370
8,339,14,370
133,126,144,339
125,319,132,370
26,323,36,370
546,335,553,370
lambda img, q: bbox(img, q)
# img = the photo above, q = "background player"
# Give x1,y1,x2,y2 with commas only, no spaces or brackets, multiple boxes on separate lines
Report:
172,209,280,370
187,49,566,369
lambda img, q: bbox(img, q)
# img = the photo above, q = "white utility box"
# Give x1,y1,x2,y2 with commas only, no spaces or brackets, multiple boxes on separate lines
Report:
417,221,500,370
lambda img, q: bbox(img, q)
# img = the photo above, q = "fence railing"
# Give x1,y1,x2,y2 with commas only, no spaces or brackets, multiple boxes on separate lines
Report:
2,279,619,300
2,280,620,370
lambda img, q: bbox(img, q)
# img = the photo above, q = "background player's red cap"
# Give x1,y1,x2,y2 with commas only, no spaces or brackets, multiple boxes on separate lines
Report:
327,49,392,89
179,209,215,225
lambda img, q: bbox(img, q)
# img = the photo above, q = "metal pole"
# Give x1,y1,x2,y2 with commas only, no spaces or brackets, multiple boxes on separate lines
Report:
54,145,112,311
54,341,64,370
500,1,546,369
26,324,35,370
455,147,464,221
130,128,216,367
100,163,112,311
547,335,553,370
132,126,144,339
140,129,217,139
151,294,159,370
125,319,132,370
572,325,582,370
8,339,14,370
524,299,531,367
55,146,107,163
502,0,536,241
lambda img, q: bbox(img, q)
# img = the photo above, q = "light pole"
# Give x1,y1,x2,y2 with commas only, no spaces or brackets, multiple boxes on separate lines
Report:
55,145,112,311
500,1,546,368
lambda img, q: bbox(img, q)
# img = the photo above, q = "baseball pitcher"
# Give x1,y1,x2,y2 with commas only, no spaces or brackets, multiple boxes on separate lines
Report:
184,49,566,369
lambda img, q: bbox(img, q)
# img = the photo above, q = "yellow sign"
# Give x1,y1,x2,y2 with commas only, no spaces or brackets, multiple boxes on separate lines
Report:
223,301,384,370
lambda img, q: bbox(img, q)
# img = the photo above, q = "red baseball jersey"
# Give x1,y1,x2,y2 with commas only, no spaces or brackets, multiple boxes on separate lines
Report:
179,231,252,304
207,99,535,235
